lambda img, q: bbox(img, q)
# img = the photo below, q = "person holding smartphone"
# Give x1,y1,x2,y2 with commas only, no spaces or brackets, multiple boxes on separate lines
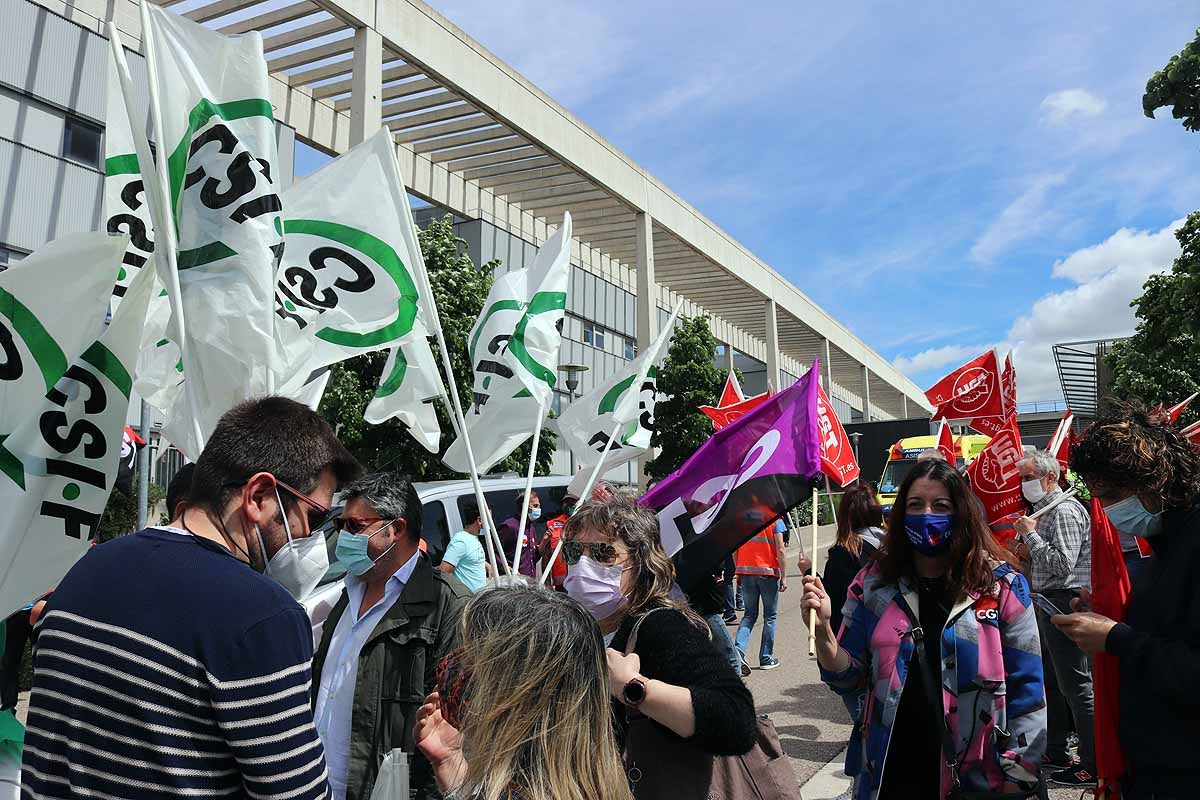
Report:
1011,450,1096,788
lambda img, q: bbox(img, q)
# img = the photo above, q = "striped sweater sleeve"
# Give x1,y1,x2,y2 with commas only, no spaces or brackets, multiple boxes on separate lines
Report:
209,607,331,800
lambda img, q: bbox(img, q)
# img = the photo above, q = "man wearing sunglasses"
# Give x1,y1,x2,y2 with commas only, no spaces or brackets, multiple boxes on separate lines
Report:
21,397,361,800
312,472,469,800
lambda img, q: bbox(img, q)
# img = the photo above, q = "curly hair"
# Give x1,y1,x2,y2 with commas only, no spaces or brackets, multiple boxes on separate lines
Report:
878,459,1008,598
564,495,704,626
1069,400,1200,510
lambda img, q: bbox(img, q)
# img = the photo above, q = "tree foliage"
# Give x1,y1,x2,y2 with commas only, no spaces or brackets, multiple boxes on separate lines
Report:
318,215,557,478
1144,28,1200,132
645,315,723,481
97,484,167,543
1106,211,1200,426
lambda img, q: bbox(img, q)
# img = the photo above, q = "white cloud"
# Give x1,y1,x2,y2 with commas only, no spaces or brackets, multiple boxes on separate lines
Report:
969,173,1068,264
1040,89,1108,126
895,217,1185,402
893,344,993,377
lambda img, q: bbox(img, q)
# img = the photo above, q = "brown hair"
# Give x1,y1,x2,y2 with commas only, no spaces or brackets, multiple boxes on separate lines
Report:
878,459,1007,599
564,495,704,626
834,483,884,559
1071,399,1200,511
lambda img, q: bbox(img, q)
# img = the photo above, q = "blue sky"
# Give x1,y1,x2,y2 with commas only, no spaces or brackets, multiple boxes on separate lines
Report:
300,1,1200,402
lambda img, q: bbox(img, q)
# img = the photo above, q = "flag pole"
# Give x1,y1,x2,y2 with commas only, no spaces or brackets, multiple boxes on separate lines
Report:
510,397,548,577
808,483,819,657
136,401,151,529
119,10,206,453
392,156,506,583
539,420,622,586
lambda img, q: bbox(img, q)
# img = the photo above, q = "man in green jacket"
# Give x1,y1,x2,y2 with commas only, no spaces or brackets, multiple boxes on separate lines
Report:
313,473,470,800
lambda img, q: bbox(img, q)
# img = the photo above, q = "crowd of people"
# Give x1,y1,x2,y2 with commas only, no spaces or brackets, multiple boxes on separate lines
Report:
0,397,1197,800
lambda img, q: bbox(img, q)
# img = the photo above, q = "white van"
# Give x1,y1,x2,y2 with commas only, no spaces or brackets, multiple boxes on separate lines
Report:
302,474,573,643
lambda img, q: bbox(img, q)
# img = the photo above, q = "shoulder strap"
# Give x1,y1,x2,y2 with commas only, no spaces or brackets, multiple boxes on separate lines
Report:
623,606,671,656
896,598,961,790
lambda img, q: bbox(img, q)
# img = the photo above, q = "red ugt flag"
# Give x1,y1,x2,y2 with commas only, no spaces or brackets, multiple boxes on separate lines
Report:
1089,498,1131,797
965,414,1024,525
926,351,1006,422
1166,392,1197,423
936,421,956,464
968,353,1016,436
817,383,860,486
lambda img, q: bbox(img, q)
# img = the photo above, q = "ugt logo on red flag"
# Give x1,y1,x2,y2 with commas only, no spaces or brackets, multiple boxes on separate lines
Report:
817,383,860,485
966,414,1024,525
925,351,1005,421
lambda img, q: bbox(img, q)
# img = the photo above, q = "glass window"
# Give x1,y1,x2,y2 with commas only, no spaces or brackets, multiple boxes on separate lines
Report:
583,321,595,346
594,326,606,350
422,500,450,565
62,117,102,168
624,338,636,360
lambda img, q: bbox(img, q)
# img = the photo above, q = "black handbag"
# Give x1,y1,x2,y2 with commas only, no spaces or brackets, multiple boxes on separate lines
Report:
899,600,1045,800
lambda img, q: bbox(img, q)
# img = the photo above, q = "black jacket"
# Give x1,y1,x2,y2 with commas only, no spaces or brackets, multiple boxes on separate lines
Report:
311,553,470,800
1105,498,1200,792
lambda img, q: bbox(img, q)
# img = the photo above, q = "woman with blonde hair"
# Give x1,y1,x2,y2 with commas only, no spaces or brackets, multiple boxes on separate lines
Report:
561,495,756,796
414,585,631,800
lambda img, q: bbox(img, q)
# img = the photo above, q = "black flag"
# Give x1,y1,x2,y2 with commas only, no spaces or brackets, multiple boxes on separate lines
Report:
115,426,146,496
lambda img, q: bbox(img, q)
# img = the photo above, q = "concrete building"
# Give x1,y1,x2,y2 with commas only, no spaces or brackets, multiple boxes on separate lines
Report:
0,0,931,482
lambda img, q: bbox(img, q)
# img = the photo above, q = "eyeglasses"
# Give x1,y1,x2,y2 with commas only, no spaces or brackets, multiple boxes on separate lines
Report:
275,480,333,532
561,540,619,565
333,516,398,536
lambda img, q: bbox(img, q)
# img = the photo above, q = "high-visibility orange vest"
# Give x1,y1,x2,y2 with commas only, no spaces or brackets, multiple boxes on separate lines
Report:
735,526,780,579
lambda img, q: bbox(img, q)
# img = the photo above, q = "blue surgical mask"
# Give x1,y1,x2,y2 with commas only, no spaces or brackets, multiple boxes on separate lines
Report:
1104,495,1163,539
529,507,542,521
904,513,955,556
335,522,397,577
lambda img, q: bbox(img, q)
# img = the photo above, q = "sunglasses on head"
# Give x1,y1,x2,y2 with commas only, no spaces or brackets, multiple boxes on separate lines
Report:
561,540,619,565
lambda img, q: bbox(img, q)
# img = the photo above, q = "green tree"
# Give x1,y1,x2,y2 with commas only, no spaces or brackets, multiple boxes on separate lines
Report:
318,215,557,478
1144,28,1200,131
96,484,167,543
645,315,723,481
1106,212,1200,425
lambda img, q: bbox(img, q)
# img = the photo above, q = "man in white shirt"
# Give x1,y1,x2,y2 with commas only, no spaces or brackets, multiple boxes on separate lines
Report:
312,473,469,800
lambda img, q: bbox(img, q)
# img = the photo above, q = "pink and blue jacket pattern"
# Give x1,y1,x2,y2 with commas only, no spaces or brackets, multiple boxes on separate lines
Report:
820,562,1045,800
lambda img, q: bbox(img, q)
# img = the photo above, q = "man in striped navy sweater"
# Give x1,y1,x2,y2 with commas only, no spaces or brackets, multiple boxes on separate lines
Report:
22,397,361,799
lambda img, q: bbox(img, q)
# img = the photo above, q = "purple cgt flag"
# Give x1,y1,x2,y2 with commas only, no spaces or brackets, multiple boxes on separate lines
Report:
641,363,824,590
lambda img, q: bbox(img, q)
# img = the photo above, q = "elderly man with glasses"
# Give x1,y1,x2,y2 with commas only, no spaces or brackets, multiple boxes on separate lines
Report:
312,472,470,800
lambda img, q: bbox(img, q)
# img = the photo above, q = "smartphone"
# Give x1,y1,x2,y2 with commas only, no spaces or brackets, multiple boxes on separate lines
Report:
1031,592,1067,617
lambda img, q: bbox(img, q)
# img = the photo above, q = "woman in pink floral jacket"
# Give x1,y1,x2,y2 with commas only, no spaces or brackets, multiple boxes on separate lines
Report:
803,459,1046,800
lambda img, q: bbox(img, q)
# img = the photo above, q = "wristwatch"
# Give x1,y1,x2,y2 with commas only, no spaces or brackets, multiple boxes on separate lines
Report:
622,677,648,707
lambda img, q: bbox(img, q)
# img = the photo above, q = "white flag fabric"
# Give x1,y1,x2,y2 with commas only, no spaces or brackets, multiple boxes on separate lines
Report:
364,339,443,452
0,253,155,617
141,4,282,454
557,304,677,472
503,214,571,407
0,233,123,434
103,53,154,315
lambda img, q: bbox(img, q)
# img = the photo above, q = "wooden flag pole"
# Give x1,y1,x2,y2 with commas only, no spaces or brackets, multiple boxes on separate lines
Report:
539,420,622,587
510,397,548,577
809,484,819,657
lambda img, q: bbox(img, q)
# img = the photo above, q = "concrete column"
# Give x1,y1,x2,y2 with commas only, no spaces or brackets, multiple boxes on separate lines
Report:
862,365,872,422
349,27,383,146
635,212,656,488
765,298,780,393
823,338,833,391
725,343,735,372
903,395,909,419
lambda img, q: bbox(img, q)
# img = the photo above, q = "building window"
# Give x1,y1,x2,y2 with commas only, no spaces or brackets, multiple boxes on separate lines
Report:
0,245,27,273
624,338,636,360
62,117,102,168
583,321,605,350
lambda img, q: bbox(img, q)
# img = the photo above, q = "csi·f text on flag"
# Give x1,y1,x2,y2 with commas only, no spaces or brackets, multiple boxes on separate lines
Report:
965,413,1025,526
817,382,859,485
640,363,823,591
700,370,768,430
442,215,572,474
558,304,678,473
926,350,1006,423
1088,498,1131,797
0,251,155,617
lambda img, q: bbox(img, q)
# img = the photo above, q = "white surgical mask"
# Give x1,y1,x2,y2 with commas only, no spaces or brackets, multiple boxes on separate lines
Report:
260,487,330,600
1021,479,1047,504
564,555,626,621
529,507,542,521
1104,495,1164,539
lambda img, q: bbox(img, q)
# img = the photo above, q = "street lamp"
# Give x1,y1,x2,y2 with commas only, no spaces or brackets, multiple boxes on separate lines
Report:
560,362,589,399
848,431,863,465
